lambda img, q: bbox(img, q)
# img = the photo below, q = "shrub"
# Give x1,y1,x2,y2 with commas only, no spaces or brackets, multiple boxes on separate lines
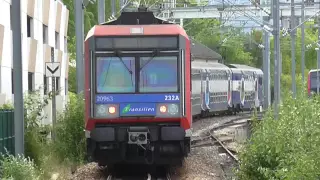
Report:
0,151,42,180
24,90,52,166
0,103,13,110
236,92,320,179
53,92,86,164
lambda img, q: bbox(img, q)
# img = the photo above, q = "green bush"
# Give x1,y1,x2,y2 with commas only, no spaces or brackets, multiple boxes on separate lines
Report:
24,90,52,166
0,103,13,110
0,152,42,180
236,92,320,179
53,92,86,164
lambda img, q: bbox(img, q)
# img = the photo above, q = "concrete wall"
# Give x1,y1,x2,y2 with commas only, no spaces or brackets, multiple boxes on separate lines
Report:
0,0,70,125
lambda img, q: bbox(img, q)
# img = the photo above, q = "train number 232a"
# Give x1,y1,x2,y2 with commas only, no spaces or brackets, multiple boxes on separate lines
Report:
165,95,179,101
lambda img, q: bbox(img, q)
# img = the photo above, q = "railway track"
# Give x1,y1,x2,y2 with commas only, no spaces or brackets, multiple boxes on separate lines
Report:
191,111,264,162
106,165,172,180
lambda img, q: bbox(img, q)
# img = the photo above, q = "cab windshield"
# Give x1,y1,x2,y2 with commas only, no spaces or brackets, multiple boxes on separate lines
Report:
139,56,178,93
96,57,135,93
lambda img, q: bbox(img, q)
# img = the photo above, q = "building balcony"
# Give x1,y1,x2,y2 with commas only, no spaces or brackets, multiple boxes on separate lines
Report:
27,0,35,17
55,0,63,33
27,37,38,73
42,0,51,26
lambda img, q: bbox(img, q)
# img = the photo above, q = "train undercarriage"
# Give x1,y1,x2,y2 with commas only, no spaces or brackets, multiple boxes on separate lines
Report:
86,123,190,167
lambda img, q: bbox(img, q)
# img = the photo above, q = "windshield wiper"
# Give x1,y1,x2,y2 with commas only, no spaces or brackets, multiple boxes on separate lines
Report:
139,50,159,71
114,50,133,74
114,50,134,87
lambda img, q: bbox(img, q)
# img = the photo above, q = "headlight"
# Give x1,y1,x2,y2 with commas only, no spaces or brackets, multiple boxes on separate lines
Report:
156,103,180,117
168,104,179,115
95,104,119,118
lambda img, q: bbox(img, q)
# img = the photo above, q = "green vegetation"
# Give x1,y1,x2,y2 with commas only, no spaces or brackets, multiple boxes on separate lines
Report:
0,152,42,180
237,89,320,179
0,90,85,179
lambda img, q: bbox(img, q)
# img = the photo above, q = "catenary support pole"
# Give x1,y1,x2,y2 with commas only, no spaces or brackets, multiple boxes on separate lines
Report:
317,13,320,94
112,0,116,16
290,0,296,98
12,0,24,156
273,0,281,118
51,47,56,141
74,0,84,93
263,17,271,109
98,0,105,24
301,1,305,84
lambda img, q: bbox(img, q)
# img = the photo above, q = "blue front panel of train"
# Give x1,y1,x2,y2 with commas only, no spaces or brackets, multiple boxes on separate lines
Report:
119,103,157,116
96,93,180,116
96,93,180,104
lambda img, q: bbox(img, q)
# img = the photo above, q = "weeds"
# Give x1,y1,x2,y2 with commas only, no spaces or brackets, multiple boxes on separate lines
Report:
236,91,320,179
54,92,86,164
0,90,86,179
0,150,42,180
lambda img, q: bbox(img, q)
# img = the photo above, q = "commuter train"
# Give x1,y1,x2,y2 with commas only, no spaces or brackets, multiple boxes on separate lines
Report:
308,69,320,96
84,7,264,168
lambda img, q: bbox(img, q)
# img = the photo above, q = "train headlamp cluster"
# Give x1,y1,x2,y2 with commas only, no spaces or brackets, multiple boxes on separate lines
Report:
94,103,180,117
95,104,119,118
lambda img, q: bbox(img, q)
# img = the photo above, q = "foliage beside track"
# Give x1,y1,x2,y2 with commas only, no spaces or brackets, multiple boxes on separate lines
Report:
236,91,320,179
54,92,86,164
0,90,86,179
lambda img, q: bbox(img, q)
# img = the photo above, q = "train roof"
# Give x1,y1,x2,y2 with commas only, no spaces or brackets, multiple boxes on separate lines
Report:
226,64,263,74
309,69,320,73
192,61,230,70
85,7,188,40
101,8,172,25
191,39,222,61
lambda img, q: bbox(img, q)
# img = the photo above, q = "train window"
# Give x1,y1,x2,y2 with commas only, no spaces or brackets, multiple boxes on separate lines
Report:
95,37,178,49
139,56,178,92
259,77,263,85
96,57,136,93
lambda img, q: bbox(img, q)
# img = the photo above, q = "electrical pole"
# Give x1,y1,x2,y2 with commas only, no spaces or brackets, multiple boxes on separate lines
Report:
74,0,84,93
51,47,56,141
12,0,24,156
263,17,271,109
111,0,116,16
290,0,296,98
317,9,320,94
98,0,105,24
301,0,305,84
273,0,281,118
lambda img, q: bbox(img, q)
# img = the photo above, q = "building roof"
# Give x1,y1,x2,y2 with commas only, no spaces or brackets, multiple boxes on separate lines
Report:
190,39,222,61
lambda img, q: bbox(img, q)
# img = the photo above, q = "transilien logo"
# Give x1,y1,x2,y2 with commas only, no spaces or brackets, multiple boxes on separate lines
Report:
122,104,131,114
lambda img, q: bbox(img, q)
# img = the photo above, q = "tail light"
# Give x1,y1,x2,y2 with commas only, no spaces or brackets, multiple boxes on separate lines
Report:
308,72,311,96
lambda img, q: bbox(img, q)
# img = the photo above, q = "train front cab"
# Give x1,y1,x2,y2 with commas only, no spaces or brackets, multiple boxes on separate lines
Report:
84,24,192,167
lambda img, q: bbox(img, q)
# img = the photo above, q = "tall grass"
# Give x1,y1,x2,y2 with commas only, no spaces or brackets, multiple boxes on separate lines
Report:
236,90,320,179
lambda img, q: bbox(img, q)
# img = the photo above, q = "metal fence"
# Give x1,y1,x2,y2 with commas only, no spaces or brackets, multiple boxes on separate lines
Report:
0,110,14,155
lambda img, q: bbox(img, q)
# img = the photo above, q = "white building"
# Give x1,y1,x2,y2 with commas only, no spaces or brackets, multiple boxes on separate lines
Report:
0,0,70,124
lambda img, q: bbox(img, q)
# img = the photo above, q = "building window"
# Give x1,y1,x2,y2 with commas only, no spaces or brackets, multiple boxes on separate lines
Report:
64,37,67,52
44,75,48,94
55,32,60,49
27,16,33,38
55,77,60,93
28,72,34,91
10,5,12,30
65,78,68,95
11,69,14,94
43,25,48,44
